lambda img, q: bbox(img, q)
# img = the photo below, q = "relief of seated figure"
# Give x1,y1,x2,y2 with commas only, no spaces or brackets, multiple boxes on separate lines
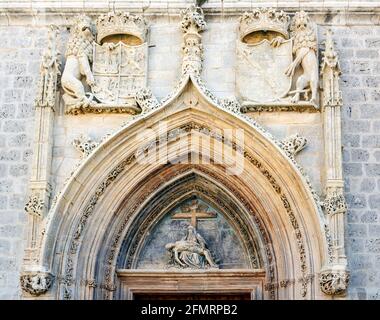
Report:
165,225,218,269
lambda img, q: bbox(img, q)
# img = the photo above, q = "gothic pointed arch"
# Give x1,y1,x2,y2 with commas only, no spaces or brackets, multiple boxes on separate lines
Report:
22,74,332,300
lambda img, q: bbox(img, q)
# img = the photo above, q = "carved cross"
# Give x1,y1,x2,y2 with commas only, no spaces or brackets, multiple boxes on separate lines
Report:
172,200,216,228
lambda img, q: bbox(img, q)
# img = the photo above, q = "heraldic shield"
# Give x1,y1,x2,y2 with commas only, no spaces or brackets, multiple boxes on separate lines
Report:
92,42,147,105
237,39,292,103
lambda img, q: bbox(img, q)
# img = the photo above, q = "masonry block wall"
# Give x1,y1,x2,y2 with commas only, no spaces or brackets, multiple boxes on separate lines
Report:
0,5,379,299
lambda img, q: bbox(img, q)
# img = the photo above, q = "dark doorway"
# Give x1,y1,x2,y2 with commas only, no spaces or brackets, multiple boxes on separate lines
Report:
134,292,252,300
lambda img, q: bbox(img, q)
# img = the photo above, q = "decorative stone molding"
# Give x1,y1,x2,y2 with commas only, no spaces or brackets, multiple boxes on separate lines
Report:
20,272,54,296
280,134,307,160
72,134,99,158
25,193,44,217
319,268,350,296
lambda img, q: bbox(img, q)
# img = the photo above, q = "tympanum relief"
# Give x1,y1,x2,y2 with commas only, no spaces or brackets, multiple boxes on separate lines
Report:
136,198,254,270
237,8,319,112
61,11,148,115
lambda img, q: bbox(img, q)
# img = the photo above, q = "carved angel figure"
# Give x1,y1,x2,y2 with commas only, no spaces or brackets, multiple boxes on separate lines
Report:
61,15,96,107
286,11,319,104
165,225,218,269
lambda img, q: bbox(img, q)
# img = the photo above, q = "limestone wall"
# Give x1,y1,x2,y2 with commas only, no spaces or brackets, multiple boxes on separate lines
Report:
0,3,379,299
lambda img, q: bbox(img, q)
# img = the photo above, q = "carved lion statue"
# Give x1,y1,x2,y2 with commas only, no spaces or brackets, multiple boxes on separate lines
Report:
61,15,96,107
285,11,319,105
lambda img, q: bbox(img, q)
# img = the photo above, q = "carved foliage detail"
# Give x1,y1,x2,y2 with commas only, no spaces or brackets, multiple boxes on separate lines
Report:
135,88,160,113
72,134,99,158
25,194,44,217
319,270,349,296
280,134,307,160
323,193,347,215
20,272,54,296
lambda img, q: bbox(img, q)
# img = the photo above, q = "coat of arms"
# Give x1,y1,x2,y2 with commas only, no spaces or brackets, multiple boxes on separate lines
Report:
237,38,292,103
92,41,147,105
61,11,148,113
236,8,319,108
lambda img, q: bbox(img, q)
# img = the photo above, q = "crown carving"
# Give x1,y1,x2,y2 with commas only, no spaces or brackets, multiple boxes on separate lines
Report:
239,8,290,41
96,11,148,44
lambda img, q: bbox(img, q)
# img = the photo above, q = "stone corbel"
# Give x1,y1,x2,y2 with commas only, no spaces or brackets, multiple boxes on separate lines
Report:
320,29,349,296
319,266,350,296
20,271,54,296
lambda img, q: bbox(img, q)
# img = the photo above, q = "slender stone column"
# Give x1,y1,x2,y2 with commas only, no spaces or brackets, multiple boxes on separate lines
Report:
23,26,61,268
320,29,349,296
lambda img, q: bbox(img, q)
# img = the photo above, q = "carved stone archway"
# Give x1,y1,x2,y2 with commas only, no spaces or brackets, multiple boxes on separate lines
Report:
22,76,333,300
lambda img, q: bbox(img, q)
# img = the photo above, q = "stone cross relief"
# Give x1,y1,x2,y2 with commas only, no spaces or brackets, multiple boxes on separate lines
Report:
165,200,219,270
171,199,216,228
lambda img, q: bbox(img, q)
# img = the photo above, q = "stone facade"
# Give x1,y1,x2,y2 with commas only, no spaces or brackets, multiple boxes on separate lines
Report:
0,0,379,299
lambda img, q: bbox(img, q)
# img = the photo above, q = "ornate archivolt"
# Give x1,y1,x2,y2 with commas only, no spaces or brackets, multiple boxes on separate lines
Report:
21,5,349,299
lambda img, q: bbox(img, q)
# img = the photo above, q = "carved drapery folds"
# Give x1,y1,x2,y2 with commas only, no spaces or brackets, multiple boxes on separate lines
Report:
62,12,148,115
320,29,349,296
237,8,319,112
20,272,54,296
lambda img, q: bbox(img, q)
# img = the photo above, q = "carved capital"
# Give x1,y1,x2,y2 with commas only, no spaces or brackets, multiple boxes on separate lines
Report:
323,192,347,215
25,193,44,217
319,267,349,296
20,272,54,296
